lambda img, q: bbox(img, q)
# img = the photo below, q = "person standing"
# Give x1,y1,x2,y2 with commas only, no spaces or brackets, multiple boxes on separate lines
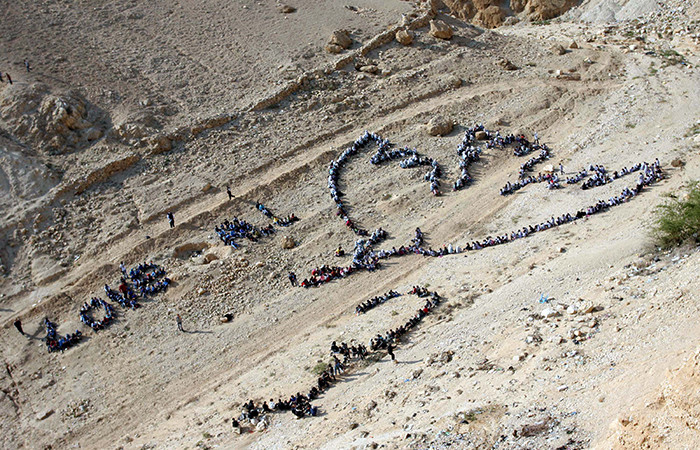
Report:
24,60,31,72
13,319,24,335
387,342,396,363
167,212,175,228
288,272,297,287
226,186,233,201
176,314,184,332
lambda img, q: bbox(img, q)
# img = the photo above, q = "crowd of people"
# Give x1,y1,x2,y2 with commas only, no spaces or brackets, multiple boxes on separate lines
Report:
79,297,116,331
44,318,82,353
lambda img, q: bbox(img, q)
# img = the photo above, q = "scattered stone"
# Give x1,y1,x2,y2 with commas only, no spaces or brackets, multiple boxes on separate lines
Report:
349,422,359,430
541,307,559,318
278,4,296,13
36,409,54,421
551,43,567,55
569,40,579,49
555,70,581,80
359,65,379,74
281,236,296,249
558,384,569,391
325,44,344,54
671,158,685,168
396,29,414,46
513,351,528,362
429,20,453,40
475,130,488,140
427,116,453,136
329,30,352,49
497,58,519,70
412,369,423,379
515,417,552,437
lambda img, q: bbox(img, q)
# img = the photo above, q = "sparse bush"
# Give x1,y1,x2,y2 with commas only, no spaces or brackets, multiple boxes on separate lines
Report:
311,362,327,375
653,182,700,248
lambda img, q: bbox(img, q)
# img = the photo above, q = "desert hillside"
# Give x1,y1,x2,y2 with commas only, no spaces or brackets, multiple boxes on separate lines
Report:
1,0,699,449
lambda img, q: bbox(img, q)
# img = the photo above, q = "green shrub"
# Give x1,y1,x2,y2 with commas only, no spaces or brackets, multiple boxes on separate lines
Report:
653,182,700,247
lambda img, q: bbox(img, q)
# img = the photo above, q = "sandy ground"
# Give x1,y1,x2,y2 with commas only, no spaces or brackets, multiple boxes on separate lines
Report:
1,0,700,449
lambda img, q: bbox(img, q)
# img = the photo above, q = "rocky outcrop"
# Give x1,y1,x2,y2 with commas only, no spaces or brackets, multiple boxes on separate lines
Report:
0,83,107,154
442,0,578,26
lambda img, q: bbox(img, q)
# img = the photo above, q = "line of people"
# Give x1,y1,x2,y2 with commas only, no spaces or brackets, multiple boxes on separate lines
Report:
355,290,401,314
328,131,442,236
299,159,663,287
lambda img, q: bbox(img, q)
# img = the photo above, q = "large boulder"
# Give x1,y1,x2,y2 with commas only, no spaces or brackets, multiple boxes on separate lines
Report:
429,20,453,40
427,116,453,136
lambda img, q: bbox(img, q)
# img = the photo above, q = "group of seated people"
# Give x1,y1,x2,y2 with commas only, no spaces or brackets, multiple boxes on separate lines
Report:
238,393,319,425
44,318,82,353
355,290,401,314
370,288,441,351
500,172,559,195
256,201,300,227
128,261,171,297
453,125,488,191
463,162,664,251
79,297,115,331
215,217,275,248
105,283,140,310
107,262,170,309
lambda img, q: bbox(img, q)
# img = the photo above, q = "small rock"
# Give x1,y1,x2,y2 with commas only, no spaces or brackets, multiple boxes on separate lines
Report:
36,409,54,421
412,369,423,379
359,65,379,74
427,116,453,136
278,4,296,13
349,422,359,430
396,29,414,46
329,30,352,49
558,385,569,391
497,58,519,71
429,20,453,40
541,307,559,318
513,352,528,362
671,158,685,168
325,44,344,54
281,236,296,249
475,130,488,140
550,43,567,55
569,40,579,49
